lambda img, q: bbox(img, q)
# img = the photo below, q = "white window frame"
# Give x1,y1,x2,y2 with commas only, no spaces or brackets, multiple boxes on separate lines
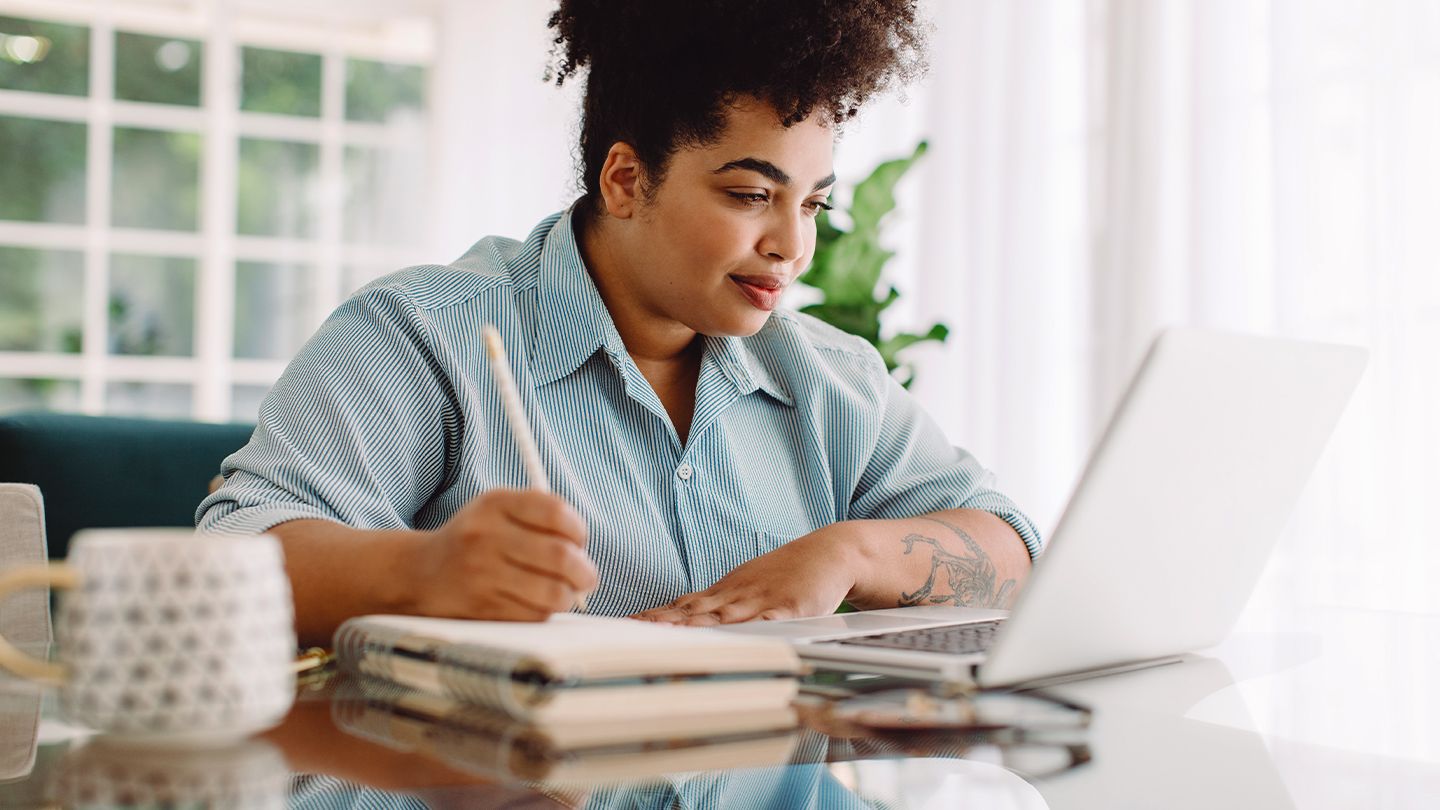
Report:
0,0,435,422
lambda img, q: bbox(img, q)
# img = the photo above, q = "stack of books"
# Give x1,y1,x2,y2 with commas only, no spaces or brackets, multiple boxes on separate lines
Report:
332,613,805,785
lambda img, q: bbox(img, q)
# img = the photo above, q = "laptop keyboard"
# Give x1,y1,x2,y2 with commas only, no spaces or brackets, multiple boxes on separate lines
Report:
825,620,1005,655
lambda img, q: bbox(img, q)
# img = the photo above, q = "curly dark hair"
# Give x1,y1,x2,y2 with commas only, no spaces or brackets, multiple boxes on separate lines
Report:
547,0,926,216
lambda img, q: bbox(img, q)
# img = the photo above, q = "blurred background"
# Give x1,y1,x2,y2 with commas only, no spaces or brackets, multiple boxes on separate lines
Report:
0,1,1436,628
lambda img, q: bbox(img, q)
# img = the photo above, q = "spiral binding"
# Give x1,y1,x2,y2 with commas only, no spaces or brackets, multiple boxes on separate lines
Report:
334,618,554,720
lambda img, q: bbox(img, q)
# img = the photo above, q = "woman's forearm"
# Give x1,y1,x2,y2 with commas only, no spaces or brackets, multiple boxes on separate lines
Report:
840,509,1033,611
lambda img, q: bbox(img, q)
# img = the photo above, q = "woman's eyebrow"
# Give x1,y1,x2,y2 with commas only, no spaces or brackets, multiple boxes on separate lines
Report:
713,157,837,192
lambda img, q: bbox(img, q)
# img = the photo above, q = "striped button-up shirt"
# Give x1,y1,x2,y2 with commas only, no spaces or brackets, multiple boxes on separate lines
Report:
197,208,1041,616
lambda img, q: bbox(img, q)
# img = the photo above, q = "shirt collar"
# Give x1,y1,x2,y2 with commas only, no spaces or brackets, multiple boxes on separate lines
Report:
529,206,629,387
704,331,795,407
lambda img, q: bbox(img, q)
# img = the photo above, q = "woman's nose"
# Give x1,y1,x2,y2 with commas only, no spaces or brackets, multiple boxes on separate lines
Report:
759,209,806,264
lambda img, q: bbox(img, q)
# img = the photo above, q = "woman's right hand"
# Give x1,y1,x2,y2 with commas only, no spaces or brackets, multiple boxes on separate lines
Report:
406,489,596,621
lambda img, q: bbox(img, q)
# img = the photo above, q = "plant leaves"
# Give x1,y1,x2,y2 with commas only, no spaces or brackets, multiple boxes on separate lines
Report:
878,323,949,357
850,140,928,234
878,323,949,373
802,231,893,305
799,302,883,345
797,140,946,388
815,207,844,244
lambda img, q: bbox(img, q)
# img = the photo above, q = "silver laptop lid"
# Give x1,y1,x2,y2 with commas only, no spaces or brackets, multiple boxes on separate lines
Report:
977,327,1366,686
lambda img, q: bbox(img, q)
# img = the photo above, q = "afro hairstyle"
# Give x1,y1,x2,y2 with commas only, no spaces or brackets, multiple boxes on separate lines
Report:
547,0,926,214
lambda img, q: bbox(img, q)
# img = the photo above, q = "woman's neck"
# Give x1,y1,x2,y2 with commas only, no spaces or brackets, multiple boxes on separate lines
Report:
575,211,702,366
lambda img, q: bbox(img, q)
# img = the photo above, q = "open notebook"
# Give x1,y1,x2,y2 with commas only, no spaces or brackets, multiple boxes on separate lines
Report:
335,613,802,723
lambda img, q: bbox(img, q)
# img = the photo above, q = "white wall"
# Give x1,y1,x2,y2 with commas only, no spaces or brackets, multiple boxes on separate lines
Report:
428,0,581,260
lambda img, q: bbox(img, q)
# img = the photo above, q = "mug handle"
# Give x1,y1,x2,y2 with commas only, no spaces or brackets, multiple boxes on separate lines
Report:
0,563,79,684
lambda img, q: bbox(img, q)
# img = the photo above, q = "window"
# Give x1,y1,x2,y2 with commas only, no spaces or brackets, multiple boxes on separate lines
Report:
0,3,433,422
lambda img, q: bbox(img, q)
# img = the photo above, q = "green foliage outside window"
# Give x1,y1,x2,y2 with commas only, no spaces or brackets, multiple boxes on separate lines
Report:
345,58,425,123
242,46,322,117
0,16,89,96
114,31,201,106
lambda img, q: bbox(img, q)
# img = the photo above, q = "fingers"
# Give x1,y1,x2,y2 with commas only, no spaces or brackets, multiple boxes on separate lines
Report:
485,489,588,546
502,535,598,594
496,565,585,614
633,593,786,626
422,489,596,622
484,596,552,623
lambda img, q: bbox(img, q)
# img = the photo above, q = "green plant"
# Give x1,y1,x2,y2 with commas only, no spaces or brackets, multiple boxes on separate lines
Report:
799,140,946,388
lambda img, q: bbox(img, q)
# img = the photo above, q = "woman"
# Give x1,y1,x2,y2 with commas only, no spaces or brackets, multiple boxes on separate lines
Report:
199,0,1040,646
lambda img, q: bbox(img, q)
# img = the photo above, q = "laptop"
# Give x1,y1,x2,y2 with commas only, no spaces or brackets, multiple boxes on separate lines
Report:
722,327,1367,687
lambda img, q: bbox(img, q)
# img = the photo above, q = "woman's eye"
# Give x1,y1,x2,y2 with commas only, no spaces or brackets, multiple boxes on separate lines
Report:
728,191,769,206
804,199,835,215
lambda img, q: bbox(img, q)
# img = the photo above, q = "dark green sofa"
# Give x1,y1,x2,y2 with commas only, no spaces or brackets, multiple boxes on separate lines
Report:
0,412,254,560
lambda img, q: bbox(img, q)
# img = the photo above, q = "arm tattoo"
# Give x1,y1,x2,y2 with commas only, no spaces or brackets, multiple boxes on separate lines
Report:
898,517,1017,608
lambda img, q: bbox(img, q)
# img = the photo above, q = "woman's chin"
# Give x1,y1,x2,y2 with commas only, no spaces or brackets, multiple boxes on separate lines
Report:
709,311,774,338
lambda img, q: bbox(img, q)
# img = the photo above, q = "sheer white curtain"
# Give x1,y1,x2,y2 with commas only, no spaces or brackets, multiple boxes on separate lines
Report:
902,0,1440,616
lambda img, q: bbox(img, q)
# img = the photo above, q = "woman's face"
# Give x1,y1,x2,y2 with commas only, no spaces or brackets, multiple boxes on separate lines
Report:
608,100,837,342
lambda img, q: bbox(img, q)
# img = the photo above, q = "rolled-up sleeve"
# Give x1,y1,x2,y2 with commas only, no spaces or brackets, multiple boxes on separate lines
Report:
196,285,458,536
849,375,1043,560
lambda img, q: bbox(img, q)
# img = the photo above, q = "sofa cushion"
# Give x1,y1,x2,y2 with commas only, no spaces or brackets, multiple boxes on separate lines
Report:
0,412,254,559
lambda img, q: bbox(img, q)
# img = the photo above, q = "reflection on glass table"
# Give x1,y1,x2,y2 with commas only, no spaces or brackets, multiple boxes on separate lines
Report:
57,738,290,808
263,673,1067,809
3,665,1061,808
11,631,1432,809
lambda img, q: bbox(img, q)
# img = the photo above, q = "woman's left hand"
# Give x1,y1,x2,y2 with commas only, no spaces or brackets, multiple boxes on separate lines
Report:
630,524,860,625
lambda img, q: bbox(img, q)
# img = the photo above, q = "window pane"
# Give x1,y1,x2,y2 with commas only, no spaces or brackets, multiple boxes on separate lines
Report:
0,115,86,223
0,246,84,352
345,58,425,123
0,377,80,414
231,384,270,423
234,260,315,360
237,138,319,237
343,263,390,295
105,381,190,419
0,16,88,96
108,253,195,357
344,145,424,244
112,127,201,231
241,46,321,117
114,31,202,107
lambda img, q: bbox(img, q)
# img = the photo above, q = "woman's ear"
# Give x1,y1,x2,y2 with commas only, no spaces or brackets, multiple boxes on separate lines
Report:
597,142,643,219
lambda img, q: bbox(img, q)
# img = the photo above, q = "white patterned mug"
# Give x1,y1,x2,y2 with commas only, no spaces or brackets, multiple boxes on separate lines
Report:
0,528,297,744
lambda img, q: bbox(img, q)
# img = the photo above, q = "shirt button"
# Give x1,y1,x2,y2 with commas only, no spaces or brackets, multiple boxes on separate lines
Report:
676,463,693,481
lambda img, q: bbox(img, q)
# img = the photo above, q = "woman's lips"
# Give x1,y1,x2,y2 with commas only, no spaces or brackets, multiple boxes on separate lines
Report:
731,275,786,311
